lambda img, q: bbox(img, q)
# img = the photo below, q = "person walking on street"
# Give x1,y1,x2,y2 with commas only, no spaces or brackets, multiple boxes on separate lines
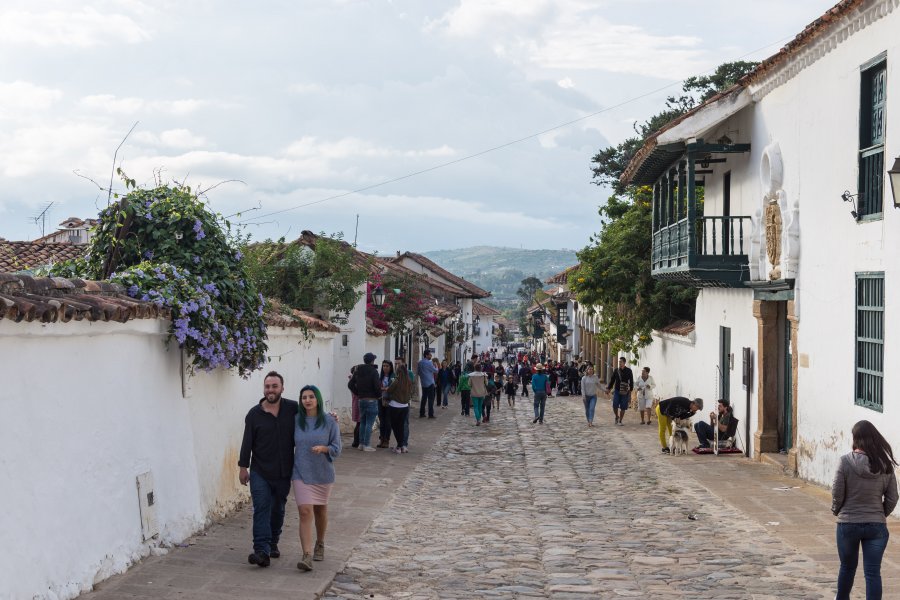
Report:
458,365,472,416
520,362,531,397
348,352,381,451
635,366,656,425
606,357,634,426
832,420,899,600
386,361,415,453
438,360,452,409
376,360,395,448
567,362,580,396
468,363,488,426
292,385,342,572
656,396,703,454
238,371,298,567
504,376,517,408
417,350,438,418
531,364,549,424
580,366,600,427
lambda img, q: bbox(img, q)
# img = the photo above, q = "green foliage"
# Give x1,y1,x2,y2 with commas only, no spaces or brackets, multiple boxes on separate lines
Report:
578,62,758,353
241,234,370,325
367,269,438,334
51,177,267,376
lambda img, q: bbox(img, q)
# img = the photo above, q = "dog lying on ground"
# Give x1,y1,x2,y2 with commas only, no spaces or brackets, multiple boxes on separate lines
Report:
669,418,693,456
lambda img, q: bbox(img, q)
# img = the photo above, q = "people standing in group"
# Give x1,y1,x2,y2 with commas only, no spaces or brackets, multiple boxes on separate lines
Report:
531,364,549,424
656,396,703,454
239,371,298,568
376,360,395,448
831,420,898,600
458,364,472,416
386,360,415,453
451,362,461,395
438,360,452,409
348,366,361,449
635,366,656,425
417,350,438,419
504,376,517,407
348,352,381,451
606,357,634,426
580,366,600,427
468,363,489,426
292,385,342,572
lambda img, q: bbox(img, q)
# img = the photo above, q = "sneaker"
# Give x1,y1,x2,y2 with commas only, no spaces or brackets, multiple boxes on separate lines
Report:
539,419,543,424
361,446,376,452
248,551,270,567
297,553,313,571
476,421,481,426
532,418,539,424
661,447,670,454
392,447,402,454
618,421,624,426
269,544,280,559
400,446,409,453
313,541,325,561
428,416,436,419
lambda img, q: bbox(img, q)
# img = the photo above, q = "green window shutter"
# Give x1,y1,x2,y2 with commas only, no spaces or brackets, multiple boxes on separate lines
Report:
858,57,886,219
855,272,884,411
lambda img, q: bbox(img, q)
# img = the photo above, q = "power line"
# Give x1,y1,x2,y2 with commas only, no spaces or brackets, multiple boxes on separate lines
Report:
240,35,793,224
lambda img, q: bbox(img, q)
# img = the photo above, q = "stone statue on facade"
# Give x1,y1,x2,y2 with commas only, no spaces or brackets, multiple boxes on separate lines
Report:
765,196,782,280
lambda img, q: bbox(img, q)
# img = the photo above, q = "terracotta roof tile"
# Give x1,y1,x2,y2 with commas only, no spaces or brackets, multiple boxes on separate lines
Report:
263,298,340,332
657,320,695,337
396,252,490,298
0,241,86,273
0,273,167,324
472,300,501,317
545,264,580,284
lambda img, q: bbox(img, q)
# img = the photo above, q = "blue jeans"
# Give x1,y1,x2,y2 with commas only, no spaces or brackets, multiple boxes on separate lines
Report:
358,398,379,447
419,384,435,417
836,522,889,599
248,470,291,556
441,383,451,406
583,395,597,422
695,421,716,447
533,392,547,421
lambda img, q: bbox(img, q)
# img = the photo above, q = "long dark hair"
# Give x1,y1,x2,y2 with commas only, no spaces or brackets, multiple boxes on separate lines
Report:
852,420,898,474
298,385,327,430
380,360,393,379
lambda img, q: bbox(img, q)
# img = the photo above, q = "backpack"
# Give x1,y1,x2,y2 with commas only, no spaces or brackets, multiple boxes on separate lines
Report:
458,372,471,392
347,368,360,395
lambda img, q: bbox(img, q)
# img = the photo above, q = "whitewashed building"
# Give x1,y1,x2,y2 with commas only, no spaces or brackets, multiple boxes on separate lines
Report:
623,0,900,484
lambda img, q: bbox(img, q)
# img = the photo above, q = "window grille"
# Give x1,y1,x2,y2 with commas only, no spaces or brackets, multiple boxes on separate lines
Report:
857,56,886,218
855,272,884,411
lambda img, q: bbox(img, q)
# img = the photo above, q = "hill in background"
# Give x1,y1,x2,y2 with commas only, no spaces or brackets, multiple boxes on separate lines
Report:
422,246,578,310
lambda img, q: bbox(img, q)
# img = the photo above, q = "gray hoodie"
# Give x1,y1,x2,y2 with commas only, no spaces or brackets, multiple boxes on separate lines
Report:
831,451,899,523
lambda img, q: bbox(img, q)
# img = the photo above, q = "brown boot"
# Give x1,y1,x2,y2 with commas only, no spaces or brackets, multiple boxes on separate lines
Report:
297,552,313,571
313,540,325,561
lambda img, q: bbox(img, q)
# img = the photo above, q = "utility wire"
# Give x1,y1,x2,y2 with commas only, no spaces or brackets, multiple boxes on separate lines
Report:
240,35,794,224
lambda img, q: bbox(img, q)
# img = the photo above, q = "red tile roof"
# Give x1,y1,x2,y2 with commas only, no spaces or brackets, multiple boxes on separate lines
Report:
657,320,696,337
545,264,580,284
0,273,167,323
395,252,490,298
473,300,502,317
263,298,341,332
0,241,86,273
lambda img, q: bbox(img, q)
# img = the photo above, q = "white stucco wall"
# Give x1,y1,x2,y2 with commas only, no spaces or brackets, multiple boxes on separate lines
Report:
330,283,368,416
0,318,335,600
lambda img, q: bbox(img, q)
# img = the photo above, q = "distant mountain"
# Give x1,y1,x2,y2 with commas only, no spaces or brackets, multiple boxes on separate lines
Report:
422,246,578,310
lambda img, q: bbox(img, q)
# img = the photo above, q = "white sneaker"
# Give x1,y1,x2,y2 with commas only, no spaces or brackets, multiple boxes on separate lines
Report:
362,446,376,452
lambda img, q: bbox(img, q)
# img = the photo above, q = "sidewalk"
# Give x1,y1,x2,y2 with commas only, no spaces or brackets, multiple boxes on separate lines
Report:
79,408,454,600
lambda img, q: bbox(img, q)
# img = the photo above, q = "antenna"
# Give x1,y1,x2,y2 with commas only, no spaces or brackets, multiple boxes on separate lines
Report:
30,202,54,239
353,214,359,247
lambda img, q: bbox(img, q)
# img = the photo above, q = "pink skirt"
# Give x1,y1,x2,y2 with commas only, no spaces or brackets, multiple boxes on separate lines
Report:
292,479,333,505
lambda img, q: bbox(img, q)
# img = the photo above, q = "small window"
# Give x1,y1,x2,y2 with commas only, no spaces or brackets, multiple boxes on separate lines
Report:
857,55,887,219
855,272,884,411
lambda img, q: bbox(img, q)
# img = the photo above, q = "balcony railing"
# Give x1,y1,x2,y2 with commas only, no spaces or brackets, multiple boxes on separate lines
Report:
652,215,751,287
699,216,750,256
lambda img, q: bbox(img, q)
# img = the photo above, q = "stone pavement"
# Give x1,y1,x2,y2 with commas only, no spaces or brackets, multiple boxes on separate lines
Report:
81,395,899,600
80,407,454,600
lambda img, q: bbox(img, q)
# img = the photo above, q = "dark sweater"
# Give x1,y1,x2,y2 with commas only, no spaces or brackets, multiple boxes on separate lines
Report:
607,367,634,393
238,398,299,481
350,363,381,399
658,396,695,420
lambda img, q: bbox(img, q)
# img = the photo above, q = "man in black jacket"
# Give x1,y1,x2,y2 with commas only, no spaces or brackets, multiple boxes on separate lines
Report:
606,356,634,425
349,352,382,451
238,371,298,567
656,396,704,454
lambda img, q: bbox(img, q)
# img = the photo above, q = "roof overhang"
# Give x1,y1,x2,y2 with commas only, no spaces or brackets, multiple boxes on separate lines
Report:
657,88,751,146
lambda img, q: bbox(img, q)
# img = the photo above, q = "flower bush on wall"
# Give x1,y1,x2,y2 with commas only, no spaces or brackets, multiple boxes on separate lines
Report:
52,177,267,377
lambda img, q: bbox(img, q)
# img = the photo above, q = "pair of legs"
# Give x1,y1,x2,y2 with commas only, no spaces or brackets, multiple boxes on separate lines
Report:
460,390,471,415
694,420,717,448
419,384,436,417
583,395,597,425
377,401,391,447
441,383,451,406
472,396,485,424
611,391,628,423
389,405,409,450
656,404,673,451
357,398,379,448
483,399,493,422
297,503,328,557
494,392,501,409
836,521,889,599
639,404,653,424
248,471,290,558
533,391,547,423
507,393,515,407
521,382,529,397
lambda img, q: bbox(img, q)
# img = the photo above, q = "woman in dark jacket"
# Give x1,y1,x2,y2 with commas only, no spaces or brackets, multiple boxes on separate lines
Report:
831,420,899,600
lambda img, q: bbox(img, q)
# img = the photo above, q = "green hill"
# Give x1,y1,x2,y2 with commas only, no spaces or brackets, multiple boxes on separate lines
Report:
421,246,578,309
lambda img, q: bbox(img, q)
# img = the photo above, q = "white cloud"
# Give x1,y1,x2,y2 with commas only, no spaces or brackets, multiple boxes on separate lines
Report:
0,81,63,116
427,0,551,36
133,129,209,150
0,7,151,47
557,77,574,89
284,137,455,160
79,95,211,115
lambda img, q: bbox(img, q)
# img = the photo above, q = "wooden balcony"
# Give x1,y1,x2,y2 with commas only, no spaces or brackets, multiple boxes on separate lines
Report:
652,216,750,287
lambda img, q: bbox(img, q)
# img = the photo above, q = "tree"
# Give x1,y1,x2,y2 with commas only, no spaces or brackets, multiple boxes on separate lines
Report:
575,61,758,355
514,275,546,335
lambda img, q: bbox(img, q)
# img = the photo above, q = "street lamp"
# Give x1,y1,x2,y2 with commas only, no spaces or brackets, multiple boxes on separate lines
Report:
372,285,386,307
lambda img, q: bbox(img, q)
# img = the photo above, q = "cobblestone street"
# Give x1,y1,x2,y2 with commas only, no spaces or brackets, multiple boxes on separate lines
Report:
324,396,866,600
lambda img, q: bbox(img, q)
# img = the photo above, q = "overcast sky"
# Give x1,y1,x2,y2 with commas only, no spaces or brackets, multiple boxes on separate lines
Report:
0,0,836,254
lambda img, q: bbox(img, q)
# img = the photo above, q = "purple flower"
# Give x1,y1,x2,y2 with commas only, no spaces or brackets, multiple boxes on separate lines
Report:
193,219,203,233
135,269,145,278
234,250,243,261
145,212,153,221
193,255,200,264
127,285,139,297
195,229,205,240
144,250,154,259
156,273,167,281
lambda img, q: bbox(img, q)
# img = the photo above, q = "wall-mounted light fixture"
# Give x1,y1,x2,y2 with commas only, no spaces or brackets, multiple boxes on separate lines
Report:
842,190,860,220
888,156,900,209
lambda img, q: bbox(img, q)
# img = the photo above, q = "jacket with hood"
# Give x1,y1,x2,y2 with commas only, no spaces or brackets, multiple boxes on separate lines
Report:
831,451,899,523
349,363,381,399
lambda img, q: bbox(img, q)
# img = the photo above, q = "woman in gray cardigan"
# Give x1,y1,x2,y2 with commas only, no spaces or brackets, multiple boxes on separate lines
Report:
831,420,898,600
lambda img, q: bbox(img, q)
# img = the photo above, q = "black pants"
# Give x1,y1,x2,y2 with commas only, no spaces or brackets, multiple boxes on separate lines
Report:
521,382,530,396
460,390,471,415
484,400,492,421
352,422,360,447
419,384,436,417
389,405,409,447
378,402,391,443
